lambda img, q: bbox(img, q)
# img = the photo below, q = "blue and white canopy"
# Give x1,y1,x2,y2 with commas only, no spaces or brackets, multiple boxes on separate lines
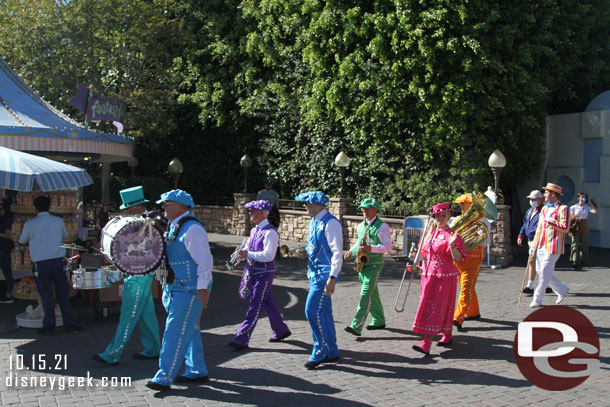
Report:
0,145,92,191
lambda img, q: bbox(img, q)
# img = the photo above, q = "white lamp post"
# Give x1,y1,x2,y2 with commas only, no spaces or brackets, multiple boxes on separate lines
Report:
488,150,507,205
334,151,351,198
240,154,253,192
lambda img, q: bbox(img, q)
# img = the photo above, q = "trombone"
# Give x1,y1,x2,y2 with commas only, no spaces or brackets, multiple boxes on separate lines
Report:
279,244,307,259
394,216,431,313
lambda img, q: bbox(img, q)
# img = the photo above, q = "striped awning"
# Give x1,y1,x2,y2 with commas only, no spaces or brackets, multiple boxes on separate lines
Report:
0,145,92,191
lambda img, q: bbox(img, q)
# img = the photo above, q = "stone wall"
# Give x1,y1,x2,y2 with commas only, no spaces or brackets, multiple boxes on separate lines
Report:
192,193,512,266
191,205,233,234
489,205,513,267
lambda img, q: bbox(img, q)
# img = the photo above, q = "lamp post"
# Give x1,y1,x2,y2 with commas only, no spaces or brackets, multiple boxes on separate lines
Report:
488,150,506,205
168,158,183,189
240,154,252,193
334,151,351,198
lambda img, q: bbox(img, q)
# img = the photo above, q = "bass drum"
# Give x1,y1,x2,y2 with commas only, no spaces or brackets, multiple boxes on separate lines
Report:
100,216,165,276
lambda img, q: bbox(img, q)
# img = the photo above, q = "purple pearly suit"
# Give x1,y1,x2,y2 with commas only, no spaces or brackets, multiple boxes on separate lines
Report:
234,219,290,345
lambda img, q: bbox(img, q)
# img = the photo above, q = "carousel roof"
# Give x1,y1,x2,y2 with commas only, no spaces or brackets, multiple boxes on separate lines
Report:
0,56,133,163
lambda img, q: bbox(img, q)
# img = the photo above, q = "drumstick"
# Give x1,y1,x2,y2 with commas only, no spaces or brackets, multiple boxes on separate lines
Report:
517,261,529,307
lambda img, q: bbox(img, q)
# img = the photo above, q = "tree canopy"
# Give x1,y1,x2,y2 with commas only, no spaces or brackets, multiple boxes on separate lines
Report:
2,0,610,210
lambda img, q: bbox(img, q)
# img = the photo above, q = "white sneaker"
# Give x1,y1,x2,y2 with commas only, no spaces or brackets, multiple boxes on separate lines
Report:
556,288,569,304
529,302,542,308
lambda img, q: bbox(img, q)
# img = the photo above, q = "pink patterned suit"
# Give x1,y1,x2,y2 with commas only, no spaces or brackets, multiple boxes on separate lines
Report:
412,227,466,336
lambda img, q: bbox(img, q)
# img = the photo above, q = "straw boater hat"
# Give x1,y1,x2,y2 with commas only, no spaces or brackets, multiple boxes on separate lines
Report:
429,202,452,216
454,193,472,204
542,182,563,196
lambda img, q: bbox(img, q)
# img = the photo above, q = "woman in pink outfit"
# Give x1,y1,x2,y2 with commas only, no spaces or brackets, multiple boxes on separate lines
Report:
412,202,466,355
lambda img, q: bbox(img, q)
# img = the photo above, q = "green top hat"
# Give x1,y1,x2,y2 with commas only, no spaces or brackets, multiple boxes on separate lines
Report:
357,198,382,211
119,186,149,210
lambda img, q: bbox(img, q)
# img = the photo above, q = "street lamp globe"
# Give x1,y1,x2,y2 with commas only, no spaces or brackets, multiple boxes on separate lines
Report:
168,158,183,189
488,150,506,204
240,154,253,192
334,151,350,197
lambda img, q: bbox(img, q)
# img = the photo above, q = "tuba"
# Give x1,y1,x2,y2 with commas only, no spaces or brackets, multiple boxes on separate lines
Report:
451,192,497,252
279,244,308,259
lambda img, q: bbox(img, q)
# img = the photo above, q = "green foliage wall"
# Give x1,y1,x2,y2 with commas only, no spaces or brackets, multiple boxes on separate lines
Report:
3,0,610,211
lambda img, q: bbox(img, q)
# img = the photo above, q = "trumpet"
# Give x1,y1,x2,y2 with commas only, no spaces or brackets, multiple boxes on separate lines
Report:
225,237,248,270
279,244,307,259
394,217,431,313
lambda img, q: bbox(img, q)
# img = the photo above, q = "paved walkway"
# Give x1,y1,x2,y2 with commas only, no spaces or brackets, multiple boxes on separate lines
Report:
0,232,608,406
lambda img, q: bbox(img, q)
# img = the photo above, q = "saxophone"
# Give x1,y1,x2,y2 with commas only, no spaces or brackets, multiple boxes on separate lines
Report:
354,226,370,273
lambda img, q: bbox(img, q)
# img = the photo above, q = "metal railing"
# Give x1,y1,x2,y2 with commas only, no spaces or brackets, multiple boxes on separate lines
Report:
197,196,234,207
279,199,422,219
279,199,306,211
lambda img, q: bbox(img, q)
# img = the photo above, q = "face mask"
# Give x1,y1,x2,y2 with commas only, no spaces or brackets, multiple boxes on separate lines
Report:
580,197,587,203
530,200,538,208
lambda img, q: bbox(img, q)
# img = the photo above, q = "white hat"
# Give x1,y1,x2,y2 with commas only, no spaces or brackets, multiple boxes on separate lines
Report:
526,190,543,199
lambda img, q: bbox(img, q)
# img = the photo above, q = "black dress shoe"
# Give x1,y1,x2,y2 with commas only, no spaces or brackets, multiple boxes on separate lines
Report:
412,345,430,356
366,324,386,330
453,321,464,332
133,352,158,360
321,356,340,364
64,324,82,333
174,375,209,383
269,330,292,342
228,341,249,351
37,327,55,336
437,339,453,347
344,326,361,336
304,359,324,370
91,354,119,366
145,381,170,391
522,287,534,295
545,287,554,294
465,315,481,321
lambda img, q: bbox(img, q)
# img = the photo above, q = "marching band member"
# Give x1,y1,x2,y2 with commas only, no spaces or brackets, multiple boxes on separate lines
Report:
451,193,490,331
93,186,161,366
229,199,291,350
412,203,465,355
147,189,213,391
296,191,343,369
343,198,391,336
529,183,570,308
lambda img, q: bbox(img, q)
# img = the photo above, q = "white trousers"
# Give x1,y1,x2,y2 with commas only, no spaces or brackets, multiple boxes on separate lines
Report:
533,247,568,305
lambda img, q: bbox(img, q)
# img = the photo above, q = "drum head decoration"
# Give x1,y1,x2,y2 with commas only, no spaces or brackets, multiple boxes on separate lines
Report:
101,217,165,276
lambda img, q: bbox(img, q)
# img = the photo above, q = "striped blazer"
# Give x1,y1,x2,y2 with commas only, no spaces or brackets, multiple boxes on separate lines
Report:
532,203,569,254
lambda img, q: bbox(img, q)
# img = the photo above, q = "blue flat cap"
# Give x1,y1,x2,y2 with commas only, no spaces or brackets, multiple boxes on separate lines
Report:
156,189,195,208
244,200,273,211
295,190,329,206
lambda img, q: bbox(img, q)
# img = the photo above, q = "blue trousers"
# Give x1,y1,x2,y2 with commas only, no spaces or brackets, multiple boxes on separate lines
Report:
33,258,76,329
98,274,161,363
0,250,13,297
305,273,338,362
152,284,208,385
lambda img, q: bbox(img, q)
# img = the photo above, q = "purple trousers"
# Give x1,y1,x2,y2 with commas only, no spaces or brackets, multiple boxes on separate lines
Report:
234,272,289,345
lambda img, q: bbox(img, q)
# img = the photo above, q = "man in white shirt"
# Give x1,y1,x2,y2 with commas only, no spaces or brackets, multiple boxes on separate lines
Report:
146,189,213,391
229,200,291,350
343,198,391,336
295,190,343,369
19,195,81,335
569,192,597,269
